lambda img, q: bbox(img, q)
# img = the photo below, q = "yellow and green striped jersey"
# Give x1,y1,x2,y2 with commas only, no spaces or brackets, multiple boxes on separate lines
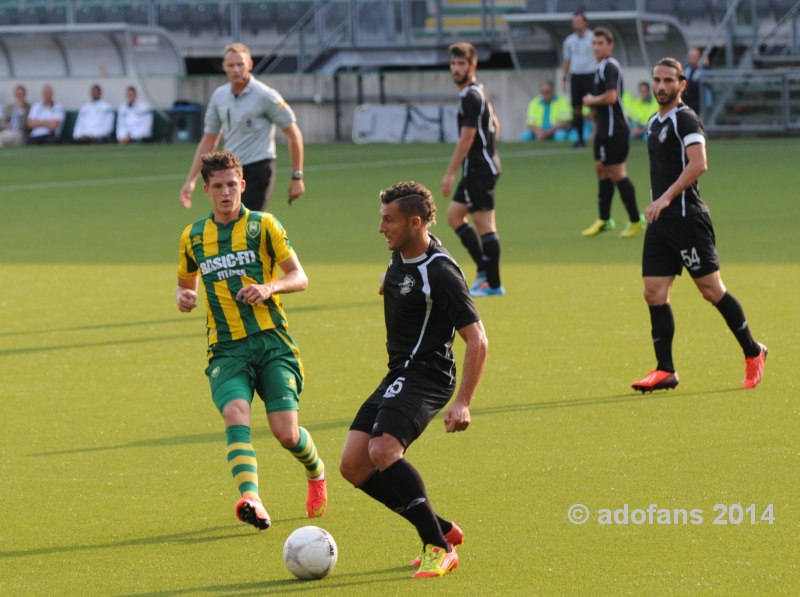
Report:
178,205,294,347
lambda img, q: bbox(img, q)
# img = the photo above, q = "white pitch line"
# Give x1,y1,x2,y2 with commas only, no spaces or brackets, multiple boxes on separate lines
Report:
0,147,574,192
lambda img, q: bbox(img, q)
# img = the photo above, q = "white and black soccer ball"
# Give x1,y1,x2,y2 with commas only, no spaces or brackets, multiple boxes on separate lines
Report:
282,525,338,580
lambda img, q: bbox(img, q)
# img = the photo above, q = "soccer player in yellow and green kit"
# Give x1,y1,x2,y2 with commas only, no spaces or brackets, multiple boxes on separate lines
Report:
176,151,327,530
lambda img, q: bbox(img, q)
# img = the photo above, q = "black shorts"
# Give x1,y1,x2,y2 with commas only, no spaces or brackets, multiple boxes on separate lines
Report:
570,73,595,108
642,212,720,278
453,169,499,212
349,368,455,448
242,159,275,211
594,132,630,165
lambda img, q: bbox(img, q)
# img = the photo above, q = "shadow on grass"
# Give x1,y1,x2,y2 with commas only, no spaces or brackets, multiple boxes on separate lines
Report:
119,565,412,596
31,386,740,459
0,525,246,559
0,301,375,340
0,301,376,357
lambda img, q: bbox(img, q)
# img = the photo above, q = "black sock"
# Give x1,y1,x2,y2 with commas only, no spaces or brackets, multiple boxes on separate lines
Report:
649,304,675,372
381,459,448,550
480,232,501,288
455,223,484,273
574,112,584,142
714,292,761,357
615,177,640,222
356,469,452,533
598,178,614,220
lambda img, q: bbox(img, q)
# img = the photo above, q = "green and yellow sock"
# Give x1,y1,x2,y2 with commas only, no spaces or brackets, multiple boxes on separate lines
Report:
226,425,259,498
289,427,325,479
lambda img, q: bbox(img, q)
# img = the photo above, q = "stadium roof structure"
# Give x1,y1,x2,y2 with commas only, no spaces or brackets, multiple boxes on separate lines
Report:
505,11,689,94
0,23,185,79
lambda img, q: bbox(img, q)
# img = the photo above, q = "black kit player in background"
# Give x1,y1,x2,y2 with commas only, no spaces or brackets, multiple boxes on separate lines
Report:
580,27,645,240
339,181,488,579
441,42,505,297
630,57,767,392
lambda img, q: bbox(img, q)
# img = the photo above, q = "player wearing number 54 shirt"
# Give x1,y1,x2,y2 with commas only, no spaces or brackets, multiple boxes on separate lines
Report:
340,181,488,579
631,58,767,393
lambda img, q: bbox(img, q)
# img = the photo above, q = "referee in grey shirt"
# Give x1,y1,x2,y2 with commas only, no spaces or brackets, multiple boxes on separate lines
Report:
561,11,594,148
180,43,305,211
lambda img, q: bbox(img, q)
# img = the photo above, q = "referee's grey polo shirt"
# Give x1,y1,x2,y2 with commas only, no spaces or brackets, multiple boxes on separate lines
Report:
204,76,296,165
563,29,595,75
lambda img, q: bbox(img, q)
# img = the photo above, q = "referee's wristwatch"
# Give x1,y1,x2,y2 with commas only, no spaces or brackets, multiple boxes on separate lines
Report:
291,170,304,180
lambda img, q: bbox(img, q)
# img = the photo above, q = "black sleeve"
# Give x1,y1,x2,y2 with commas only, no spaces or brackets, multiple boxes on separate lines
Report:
603,62,619,94
431,258,481,331
460,90,482,129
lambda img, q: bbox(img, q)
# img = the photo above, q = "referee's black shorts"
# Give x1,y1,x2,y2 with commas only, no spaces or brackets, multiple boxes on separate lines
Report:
349,368,455,448
570,73,595,108
642,212,720,278
242,159,276,212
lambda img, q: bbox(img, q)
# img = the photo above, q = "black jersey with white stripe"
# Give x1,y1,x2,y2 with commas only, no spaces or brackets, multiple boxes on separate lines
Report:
593,57,629,138
382,235,480,381
646,104,709,218
457,82,500,175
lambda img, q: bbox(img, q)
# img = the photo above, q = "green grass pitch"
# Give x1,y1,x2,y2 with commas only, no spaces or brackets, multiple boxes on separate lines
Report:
0,138,797,596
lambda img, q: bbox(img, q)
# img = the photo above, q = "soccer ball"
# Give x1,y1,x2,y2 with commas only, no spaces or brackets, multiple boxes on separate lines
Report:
282,525,338,580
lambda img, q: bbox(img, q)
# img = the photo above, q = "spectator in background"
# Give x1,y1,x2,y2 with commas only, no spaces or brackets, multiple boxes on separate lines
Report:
116,86,153,144
562,11,595,148
683,47,704,114
521,81,573,142
27,84,65,144
624,81,658,140
0,84,30,147
73,84,116,143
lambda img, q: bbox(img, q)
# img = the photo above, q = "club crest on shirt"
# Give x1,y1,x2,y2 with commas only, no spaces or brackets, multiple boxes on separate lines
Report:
191,235,202,248
247,221,261,238
658,125,668,143
399,275,415,295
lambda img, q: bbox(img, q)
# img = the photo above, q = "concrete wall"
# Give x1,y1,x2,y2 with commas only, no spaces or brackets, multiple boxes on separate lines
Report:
176,66,654,143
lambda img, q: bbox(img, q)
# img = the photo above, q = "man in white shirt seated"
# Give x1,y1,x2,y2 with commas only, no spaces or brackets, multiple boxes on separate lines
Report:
116,86,153,144
73,84,116,143
27,84,65,144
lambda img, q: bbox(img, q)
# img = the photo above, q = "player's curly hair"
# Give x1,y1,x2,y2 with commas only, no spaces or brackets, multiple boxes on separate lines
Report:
200,151,243,183
380,181,437,226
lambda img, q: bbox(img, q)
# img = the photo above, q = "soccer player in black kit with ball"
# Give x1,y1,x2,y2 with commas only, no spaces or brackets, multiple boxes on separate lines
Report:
339,181,488,579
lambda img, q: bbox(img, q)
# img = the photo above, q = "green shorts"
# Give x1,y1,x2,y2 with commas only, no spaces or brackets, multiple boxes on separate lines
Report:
205,328,304,414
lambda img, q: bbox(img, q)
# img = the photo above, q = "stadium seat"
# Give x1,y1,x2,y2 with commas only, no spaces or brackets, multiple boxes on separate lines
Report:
76,6,105,24
526,0,548,13
673,0,711,24
275,1,312,32
16,7,45,25
0,7,17,25
158,3,188,31
43,5,67,24
241,2,276,35
188,2,221,36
